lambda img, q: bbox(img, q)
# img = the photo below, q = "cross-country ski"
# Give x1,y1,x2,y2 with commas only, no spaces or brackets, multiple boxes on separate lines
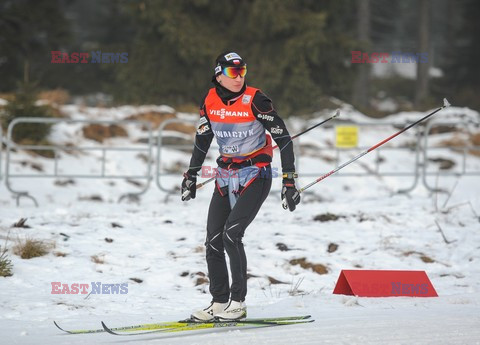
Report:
53,315,312,335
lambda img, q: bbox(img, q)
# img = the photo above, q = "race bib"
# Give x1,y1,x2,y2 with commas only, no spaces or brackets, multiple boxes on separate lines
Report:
222,145,240,154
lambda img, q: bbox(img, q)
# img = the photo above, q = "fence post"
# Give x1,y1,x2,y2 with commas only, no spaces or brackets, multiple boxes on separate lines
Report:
397,127,422,193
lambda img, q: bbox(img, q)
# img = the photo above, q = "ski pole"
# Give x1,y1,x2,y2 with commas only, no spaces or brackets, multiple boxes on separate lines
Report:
181,109,340,200
282,98,451,209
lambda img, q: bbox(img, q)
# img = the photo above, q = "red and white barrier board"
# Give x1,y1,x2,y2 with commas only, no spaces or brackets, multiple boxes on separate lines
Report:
333,270,438,297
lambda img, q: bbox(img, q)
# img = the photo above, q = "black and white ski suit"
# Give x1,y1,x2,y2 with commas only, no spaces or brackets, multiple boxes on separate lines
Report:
187,81,296,303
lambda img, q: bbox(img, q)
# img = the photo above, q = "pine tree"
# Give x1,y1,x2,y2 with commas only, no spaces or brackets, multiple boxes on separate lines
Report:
1,83,52,143
0,0,71,92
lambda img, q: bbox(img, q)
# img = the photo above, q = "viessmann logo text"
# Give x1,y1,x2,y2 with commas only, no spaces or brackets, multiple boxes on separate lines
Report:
209,109,249,119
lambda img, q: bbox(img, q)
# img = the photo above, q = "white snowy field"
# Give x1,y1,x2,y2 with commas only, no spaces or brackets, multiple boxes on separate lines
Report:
1,102,480,344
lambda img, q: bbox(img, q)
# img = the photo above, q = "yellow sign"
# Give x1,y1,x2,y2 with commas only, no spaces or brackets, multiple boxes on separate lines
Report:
335,126,359,148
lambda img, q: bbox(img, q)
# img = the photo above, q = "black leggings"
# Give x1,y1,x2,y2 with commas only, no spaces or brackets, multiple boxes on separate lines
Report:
205,166,272,303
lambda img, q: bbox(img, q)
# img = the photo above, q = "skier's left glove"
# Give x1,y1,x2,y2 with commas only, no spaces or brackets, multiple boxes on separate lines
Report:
181,171,197,201
281,172,300,211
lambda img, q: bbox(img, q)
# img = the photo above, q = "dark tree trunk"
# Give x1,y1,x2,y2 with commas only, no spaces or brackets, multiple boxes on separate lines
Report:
352,0,371,108
415,0,431,107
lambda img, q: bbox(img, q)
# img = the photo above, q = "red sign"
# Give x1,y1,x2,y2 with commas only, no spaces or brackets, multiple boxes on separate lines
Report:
333,270,438,297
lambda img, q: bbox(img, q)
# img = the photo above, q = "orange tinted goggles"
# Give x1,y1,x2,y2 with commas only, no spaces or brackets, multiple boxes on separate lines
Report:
222,66,247,79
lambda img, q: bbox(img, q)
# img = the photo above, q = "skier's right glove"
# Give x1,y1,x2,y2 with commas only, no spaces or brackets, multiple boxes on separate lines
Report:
281,172,301,211
181,171,197,201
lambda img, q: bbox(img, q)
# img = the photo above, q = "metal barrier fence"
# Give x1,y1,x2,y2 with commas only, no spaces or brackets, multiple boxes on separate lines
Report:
5,117,153,206
3,116,480,205
423,119,480,192
155,118,480,195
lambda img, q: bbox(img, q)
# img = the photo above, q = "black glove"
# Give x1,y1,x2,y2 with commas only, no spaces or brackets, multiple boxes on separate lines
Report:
281,173,300,211
181,171,197,201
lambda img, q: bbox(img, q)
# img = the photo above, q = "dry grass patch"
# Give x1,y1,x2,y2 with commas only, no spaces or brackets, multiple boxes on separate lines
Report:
164,122,195,135
470,133,480,156
18,138,56,159
164,161,186,174
438,132,480,157
91,254,105,264
19,160,45,172
313,213,345,222
82,124,128,143
78,195,104,202
127,111,195,134
191,271,209,286
289,258,328,274
428,157,455,170
38,89,70,105
403,250,435,263
127,111,175,129
193,246,204,253
438,136,467,148
14,238,52,259
471,132,480,145
327,243,339,253
54,179,76,187
267,276,288,284
0,93,15,102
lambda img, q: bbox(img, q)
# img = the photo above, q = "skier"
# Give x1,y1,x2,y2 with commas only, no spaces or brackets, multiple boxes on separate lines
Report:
181,51,300,321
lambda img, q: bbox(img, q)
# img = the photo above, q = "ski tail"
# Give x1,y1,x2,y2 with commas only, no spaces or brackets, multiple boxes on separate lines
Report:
54,321,106,334
54,320,183,334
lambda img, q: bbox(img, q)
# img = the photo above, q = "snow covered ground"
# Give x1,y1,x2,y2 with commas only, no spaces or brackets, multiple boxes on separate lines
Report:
1,102,480,344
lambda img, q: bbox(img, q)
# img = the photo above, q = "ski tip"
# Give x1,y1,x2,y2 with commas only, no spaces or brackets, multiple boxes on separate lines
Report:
101,321,118,335
334,109,340,118
53,321,65,332
443,98,451,107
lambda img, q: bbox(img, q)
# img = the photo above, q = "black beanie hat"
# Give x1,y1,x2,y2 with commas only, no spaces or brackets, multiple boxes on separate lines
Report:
214,51,246,76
